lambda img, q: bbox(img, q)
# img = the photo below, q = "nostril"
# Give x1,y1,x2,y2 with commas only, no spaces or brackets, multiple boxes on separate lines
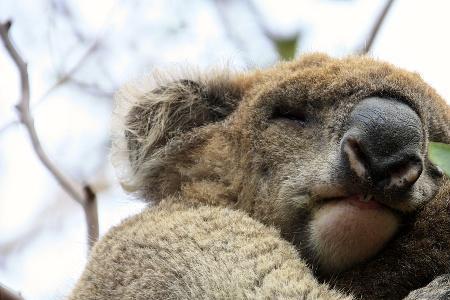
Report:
342,136,370,180
342,134,424,191
383,157,423,190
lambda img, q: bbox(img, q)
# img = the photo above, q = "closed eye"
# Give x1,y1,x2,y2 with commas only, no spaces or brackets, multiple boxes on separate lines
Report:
271,106,307,126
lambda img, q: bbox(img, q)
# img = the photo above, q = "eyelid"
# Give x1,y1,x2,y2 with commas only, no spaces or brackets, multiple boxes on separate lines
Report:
271,106,307,124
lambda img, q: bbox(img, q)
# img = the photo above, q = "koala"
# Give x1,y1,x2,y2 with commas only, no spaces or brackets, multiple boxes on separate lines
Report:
70,53,450,299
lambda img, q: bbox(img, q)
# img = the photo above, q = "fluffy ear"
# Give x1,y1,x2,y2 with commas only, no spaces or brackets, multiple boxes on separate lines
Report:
112,72,243,200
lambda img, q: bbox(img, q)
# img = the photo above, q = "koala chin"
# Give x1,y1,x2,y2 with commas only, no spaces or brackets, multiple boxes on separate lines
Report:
308,195,399,274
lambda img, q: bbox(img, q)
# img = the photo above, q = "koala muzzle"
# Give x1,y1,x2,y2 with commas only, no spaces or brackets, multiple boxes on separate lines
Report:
341,97,424,193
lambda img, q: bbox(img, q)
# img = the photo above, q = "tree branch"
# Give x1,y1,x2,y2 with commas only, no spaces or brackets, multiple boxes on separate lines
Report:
83,185,99,250
0,120,19,135
359,0,396,54
243,0,277,41
0,20,99,251
37,39,100,104
68,79,114,99
0,283,24,300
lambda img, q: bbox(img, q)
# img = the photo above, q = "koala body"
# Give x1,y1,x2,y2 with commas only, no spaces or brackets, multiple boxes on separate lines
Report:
70,54,450,299
69,202,353,299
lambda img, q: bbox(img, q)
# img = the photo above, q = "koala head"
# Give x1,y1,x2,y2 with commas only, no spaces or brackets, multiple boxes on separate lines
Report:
112,54,450,275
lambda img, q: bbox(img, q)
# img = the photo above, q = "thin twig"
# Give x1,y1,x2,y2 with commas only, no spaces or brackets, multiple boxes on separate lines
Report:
83,185,99,250
0,120,19,135
0,20,99,251
68,79,114,99
244,0,278,41
0,283,25,300
40,0,116,105
0,20,83,203
359,0,396,54
37,40,100,104
214,0,254,65
1,36,104,137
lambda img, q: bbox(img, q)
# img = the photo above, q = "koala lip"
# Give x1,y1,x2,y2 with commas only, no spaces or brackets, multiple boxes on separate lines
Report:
311,185,388,210
310,184,348,202
318,194,384,210
342,194,381,210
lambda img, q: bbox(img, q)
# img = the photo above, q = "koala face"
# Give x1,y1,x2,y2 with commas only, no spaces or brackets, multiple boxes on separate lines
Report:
114,54,450,276
232,72,444,274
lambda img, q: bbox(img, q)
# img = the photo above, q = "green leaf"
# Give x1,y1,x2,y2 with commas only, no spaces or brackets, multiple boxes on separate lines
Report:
429,142,450,176
274,36,298,61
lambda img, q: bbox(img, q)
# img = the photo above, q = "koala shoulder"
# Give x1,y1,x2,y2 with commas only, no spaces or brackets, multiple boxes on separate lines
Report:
68,202,352,300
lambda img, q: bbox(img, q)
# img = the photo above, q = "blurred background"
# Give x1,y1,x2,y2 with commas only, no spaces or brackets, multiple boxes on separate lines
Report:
0,0,449,299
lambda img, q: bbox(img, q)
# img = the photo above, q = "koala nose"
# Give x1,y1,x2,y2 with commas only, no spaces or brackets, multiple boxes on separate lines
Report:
341,97,424,192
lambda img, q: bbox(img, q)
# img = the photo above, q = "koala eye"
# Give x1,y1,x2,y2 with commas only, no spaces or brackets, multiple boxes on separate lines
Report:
271,106,307,126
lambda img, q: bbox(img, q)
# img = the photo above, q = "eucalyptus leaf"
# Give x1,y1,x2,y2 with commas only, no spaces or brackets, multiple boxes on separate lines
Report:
429,142,450,176
274,36,298,61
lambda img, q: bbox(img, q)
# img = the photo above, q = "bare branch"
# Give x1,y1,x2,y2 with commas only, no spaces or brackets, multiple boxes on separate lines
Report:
244,0,299,60
0,283,25,300
83,185,99,250
0,120,19,135
68,79,114,99
0,20,99,251
37,39,100,104
38,1,116,105
359,0,396,54
214,0,254,65
0,21,84,203
243,0,277,41
215,0,299,63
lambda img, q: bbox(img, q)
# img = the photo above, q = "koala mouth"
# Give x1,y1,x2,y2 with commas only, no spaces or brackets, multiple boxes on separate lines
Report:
324,194,382,210
307,186,399,274
310,184,395,211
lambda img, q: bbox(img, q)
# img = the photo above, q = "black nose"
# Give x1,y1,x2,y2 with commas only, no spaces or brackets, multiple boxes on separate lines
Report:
341,97,424,192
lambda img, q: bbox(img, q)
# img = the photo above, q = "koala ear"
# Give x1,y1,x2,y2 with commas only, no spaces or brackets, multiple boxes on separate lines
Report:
126,79,238,154
111,72,242,199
